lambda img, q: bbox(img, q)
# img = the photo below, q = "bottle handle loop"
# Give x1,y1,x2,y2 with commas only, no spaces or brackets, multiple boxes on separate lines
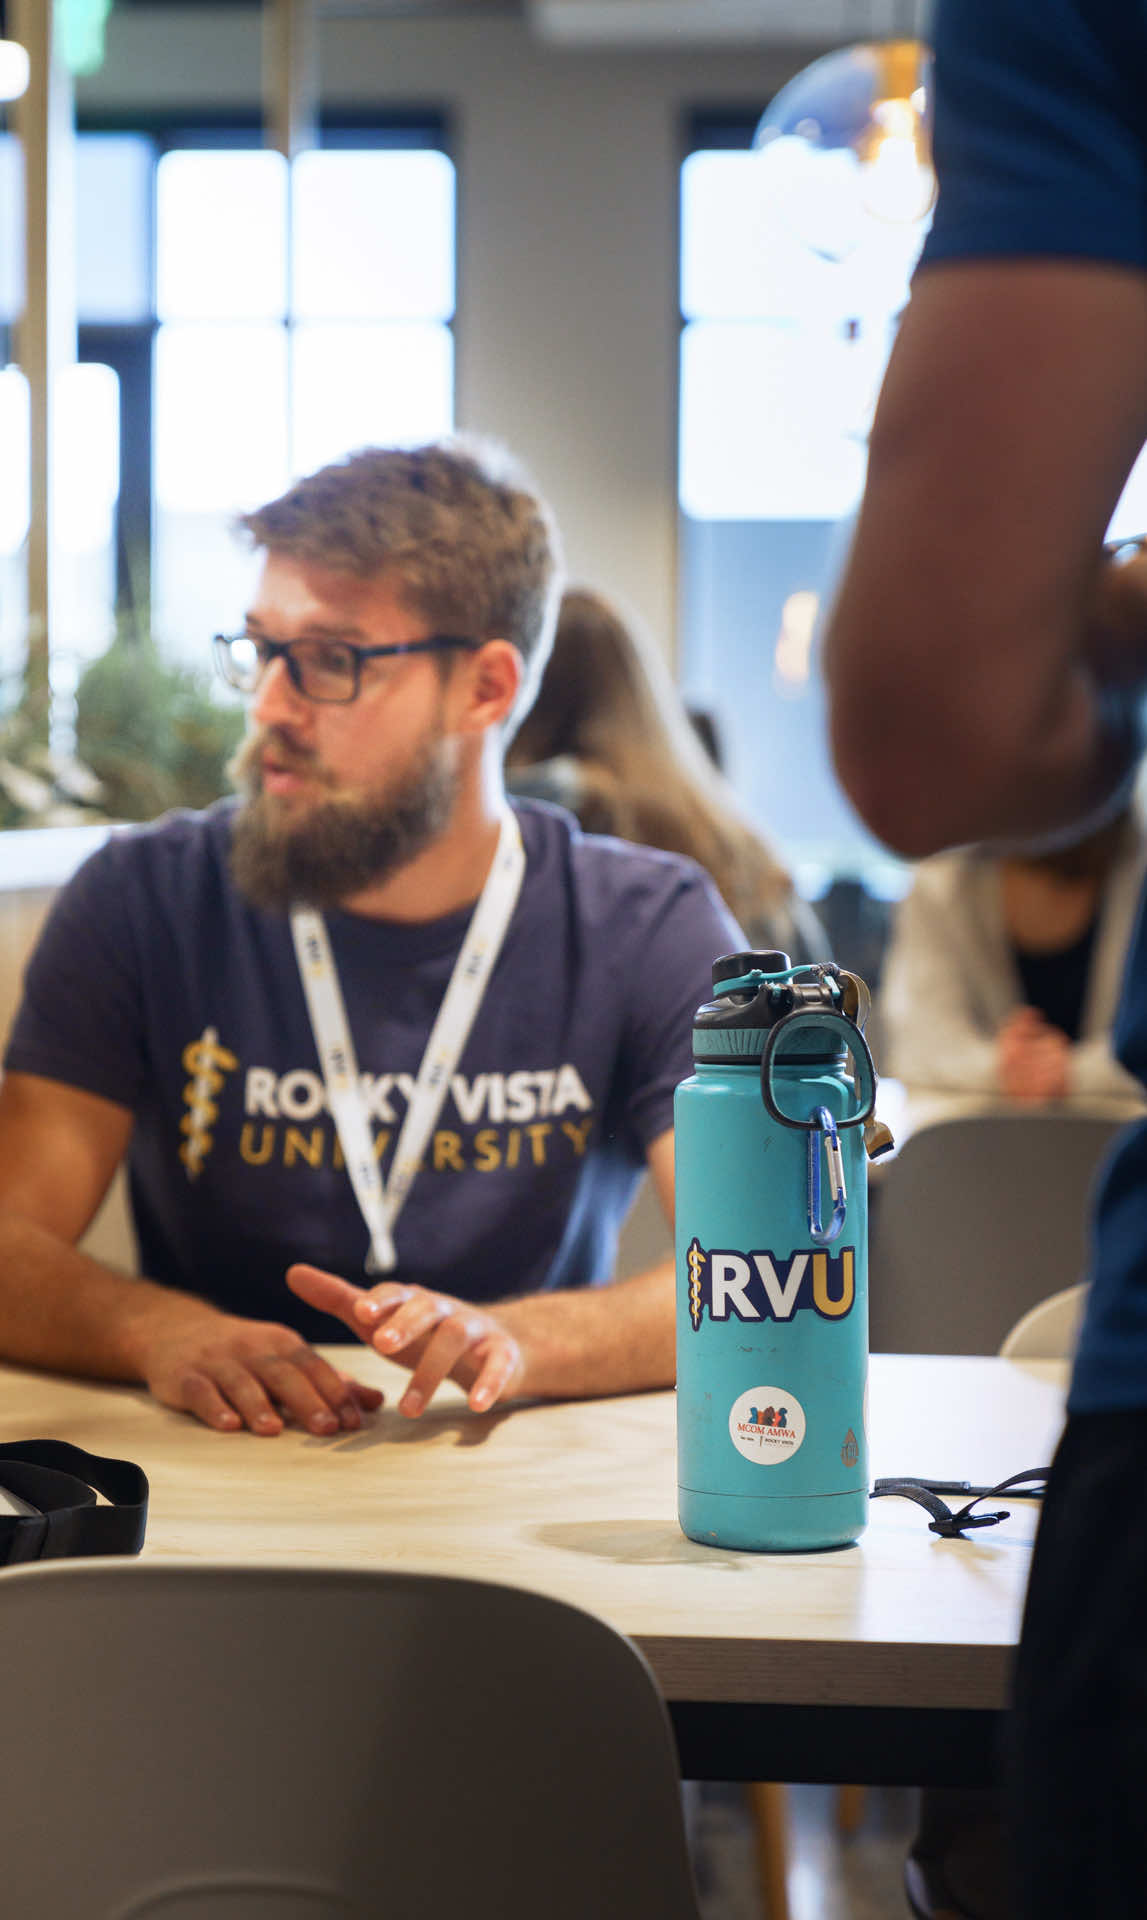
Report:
759,1008,877,1131
759,1009,878,1244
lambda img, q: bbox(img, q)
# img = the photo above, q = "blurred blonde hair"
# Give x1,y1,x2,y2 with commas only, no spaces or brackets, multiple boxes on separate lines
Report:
507,587,794,928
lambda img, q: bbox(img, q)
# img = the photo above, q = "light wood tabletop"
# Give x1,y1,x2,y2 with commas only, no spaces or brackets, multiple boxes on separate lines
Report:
0,1350,1065,1735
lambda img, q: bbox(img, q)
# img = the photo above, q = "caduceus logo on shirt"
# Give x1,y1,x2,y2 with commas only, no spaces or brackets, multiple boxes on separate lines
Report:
180,1027,239,1179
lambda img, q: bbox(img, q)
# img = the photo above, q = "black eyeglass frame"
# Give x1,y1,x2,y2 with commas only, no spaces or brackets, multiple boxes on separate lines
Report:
212,631,483,705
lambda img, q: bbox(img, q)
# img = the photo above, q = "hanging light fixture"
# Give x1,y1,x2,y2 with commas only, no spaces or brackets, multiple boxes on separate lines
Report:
0,37,29,102
753,39,934,265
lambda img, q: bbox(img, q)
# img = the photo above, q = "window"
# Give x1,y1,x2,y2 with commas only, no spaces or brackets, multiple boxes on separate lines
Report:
678,119,1147,897
0,119,456,820
0,133,144,701
152,144,454,660
678,127,922,897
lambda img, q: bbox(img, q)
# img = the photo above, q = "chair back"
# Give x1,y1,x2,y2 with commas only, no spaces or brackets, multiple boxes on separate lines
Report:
0,1559,700,1920
868,1112,1127,1355
999,1281,1089,1360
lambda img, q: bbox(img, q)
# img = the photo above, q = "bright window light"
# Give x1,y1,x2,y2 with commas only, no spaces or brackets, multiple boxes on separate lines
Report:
0,363,118,556
76,135,153,323
155,325,289,513
679,319,891,521
291,323,454,476
291,150,455,322
680,149,921,326
0,134,25,327
55,364,120,553
0,366,29,555
1107,443,1147,544
156,151,288,323
682,151,836,322
153,141,456,671
0,40,29,104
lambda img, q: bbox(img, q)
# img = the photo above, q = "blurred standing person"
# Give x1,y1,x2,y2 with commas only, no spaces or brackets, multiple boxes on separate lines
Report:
825,3,1147,1915
507,587,829,963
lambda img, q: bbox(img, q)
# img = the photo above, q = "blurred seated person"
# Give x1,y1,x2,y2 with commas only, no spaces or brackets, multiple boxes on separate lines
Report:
880,807,1147,1107
506,587,828,965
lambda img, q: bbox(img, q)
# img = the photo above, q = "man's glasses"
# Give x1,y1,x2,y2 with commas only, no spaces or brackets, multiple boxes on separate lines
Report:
213,631,481,706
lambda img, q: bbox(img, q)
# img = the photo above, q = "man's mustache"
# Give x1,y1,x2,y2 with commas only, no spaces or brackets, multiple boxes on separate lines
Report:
231,727,324,791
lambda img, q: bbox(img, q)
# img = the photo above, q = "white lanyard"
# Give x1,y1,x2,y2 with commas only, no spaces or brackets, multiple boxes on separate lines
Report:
290,809,526,1274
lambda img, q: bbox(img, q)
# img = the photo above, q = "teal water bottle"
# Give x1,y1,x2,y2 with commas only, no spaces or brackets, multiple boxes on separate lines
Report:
675,950,889,1552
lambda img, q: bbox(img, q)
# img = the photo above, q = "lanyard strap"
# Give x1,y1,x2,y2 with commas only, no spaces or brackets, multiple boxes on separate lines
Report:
871,1469,1048,1537
290,809,526,1274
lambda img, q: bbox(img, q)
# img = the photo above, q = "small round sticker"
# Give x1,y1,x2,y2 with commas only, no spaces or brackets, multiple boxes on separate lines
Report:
729,1386,806,1464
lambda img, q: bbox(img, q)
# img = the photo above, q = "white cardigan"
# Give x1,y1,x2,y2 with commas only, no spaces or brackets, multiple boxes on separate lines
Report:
878,835,1147,1104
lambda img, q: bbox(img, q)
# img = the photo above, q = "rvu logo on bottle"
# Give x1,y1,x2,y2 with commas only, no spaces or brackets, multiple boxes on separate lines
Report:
685,1236,855,1333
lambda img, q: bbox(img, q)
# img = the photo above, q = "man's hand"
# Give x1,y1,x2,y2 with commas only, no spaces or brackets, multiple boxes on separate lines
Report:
997,1007,1071,1103
287,1265,524,1418
130,1311,385,1436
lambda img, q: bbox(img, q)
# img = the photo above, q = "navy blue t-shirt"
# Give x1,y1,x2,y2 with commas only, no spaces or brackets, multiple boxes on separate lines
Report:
5,800,740,1345
919,0,1147,1412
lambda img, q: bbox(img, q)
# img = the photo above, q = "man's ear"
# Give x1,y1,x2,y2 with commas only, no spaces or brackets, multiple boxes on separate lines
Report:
453,639,523,735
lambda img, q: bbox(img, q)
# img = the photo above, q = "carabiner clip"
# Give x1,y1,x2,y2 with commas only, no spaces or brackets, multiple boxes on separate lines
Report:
808,1105,847,1244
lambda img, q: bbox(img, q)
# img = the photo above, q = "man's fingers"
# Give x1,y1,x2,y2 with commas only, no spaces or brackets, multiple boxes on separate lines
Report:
342,1375,385,1412
286,1263,369,1331
198,1361,284,1436
370,1294,449,1357
282,1276,518,1422
177,1368,246,1433
397,1315,484,1417
288,1347,369,1431
398,1322,522,1419
250,1351,348,1436
467,1340,521,1414
286,1269,418,1390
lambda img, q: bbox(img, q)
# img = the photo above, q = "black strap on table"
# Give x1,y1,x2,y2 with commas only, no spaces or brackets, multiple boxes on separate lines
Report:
0,1440,148,1565
871,1469,1049,1538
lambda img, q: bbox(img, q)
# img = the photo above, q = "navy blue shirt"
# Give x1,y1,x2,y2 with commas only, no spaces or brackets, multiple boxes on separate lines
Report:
920,1,1147,276
5,800,740,1345
920,0,1147,1412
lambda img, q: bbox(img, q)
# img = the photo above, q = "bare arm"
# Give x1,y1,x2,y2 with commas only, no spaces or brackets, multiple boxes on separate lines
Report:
0,1071,179,1378
0,1072,381,1433
495,1127,676,1398
826,261,1147,857
288,1126,678,1414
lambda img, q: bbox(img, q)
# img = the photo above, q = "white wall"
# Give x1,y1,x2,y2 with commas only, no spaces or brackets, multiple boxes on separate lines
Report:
78,10,819,662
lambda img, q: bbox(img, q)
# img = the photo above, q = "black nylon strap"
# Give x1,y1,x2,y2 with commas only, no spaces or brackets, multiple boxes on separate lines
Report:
871,1468,1048,1538
0,1440,148,1565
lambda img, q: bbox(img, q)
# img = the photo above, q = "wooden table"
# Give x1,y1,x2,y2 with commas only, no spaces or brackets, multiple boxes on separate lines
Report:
0,1350,1067,1786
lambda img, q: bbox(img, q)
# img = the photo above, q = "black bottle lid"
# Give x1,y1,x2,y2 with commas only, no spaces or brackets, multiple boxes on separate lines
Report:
712,950,790,987
692,949,842,1064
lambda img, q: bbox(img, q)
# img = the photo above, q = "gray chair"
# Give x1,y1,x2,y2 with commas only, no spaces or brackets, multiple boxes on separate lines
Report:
999,1281,1089,1361
0,1559,701,1920
868,1112,1128,1355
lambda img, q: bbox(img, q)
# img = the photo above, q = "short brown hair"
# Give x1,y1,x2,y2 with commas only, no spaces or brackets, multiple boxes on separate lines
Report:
239,440,563,719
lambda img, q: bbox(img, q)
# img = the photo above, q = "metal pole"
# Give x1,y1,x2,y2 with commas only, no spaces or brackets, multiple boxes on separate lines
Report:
10,0,75,742
263,0,317,480
263,0,318,163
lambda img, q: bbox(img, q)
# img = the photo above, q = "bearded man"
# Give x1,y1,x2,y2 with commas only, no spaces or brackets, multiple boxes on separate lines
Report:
0,442,739,1434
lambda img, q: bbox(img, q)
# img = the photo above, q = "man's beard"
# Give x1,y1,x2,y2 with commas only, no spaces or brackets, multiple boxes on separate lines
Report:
228,725,459,913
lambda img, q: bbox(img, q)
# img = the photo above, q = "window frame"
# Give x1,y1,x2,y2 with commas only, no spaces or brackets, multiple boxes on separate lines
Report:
73,107,455,632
